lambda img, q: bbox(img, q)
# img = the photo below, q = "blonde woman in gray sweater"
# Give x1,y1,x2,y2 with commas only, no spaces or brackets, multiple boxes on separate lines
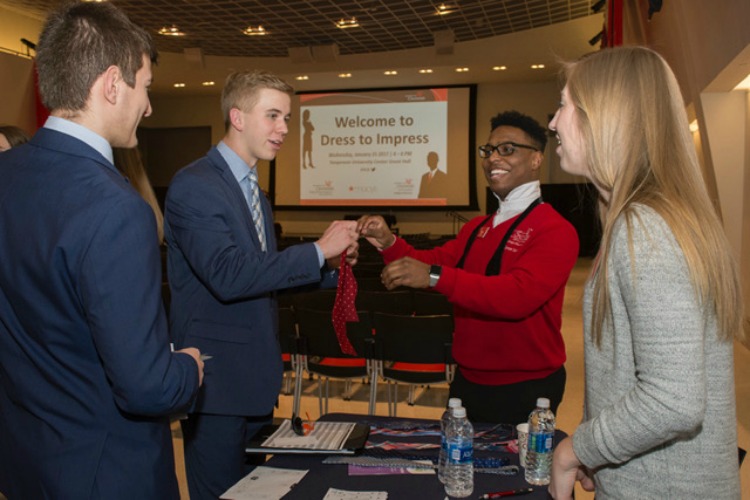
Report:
547,46,746,499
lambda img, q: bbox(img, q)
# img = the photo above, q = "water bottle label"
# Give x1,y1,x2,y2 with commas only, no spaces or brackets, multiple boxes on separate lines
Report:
528,431,553,453
447,441,473,464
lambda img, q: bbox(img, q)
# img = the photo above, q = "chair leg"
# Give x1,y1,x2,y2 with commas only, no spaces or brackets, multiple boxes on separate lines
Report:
368,366,378,415
407,384,416,405
317,376,324,416
292,365,303,417
343,379,352,401
392,383,399,417
324,378,330,415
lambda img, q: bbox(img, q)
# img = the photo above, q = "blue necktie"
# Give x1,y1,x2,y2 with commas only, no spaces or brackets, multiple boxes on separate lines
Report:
245,169,266,251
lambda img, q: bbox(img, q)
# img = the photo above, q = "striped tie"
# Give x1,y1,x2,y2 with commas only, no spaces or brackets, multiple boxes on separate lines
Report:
247,169,266,251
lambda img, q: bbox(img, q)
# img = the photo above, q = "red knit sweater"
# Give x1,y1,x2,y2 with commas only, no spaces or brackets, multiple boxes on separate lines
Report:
382,203,579,385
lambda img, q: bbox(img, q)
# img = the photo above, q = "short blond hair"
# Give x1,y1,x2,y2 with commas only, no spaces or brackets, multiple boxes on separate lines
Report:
221,70,293,129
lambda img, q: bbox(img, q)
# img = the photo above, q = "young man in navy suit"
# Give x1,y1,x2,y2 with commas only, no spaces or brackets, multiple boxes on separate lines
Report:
0,3,204,499
165,70,359,499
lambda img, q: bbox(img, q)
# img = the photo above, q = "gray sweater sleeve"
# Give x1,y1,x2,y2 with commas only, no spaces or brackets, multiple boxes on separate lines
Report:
572,207,709,468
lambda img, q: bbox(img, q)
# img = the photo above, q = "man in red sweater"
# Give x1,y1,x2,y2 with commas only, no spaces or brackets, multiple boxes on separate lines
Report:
358,111,579,424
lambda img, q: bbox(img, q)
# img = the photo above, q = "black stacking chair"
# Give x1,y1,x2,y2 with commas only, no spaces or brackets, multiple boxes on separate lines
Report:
371,312,455,416
412,290,453,316
356,290,414,316
277,307,302,416
295,307,375,415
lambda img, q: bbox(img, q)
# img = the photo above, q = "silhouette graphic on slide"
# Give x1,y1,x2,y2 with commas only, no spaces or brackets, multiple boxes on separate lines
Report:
302,109,315,169
418,151,448,198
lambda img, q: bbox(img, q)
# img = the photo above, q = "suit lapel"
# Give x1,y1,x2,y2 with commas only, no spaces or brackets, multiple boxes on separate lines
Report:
206,147,266,251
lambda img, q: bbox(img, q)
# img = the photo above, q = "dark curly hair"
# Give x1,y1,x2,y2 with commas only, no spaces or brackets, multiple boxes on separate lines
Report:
489,110,547,151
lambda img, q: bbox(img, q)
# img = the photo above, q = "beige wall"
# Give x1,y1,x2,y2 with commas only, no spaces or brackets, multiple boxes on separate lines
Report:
624,0,750,322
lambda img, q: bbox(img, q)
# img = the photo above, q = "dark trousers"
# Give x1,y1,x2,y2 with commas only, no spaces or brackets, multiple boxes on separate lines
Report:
181,412,272,500
449,366,566,425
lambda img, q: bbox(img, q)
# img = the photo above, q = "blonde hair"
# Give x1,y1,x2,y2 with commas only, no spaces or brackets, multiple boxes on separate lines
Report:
220,70,293,129
113,147,164,244
562,46,745,346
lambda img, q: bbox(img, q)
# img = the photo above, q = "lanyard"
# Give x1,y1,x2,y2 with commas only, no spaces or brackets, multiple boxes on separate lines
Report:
455,198,542,275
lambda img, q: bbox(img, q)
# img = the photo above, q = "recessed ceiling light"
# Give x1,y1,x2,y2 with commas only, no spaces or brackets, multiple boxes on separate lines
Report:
455,67,469,73
435,3,458,15
689,120,699,133
295,75,309,81
531,64,545,69
243,25,267,36
158,25,185,37
173,83,186,88
419,69,433,74
336,17,359,29
201,81,215,87
338,73,352,78
493,65,507,71
384,70,398,76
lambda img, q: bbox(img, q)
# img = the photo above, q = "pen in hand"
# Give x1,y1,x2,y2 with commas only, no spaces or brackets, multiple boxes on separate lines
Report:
479,487,534,499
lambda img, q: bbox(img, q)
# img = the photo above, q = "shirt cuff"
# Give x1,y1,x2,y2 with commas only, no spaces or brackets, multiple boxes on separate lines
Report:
313,242,324,268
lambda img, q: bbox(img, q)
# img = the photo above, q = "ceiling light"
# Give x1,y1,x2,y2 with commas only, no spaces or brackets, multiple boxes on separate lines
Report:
689,120,699,133
295,75,309,81
531,64,545,69
201,81,215,87
384,70,398,76
493,66,507,71
419,69,433,74
336,17,359,29
734,73,750,90
338,73,352,78
455,67,469,73
435,3,458,15
243,25,267,36
158,25,185,37
173,83,186,88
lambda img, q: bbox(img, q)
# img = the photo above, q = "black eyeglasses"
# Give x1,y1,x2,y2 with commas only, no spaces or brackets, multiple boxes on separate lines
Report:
478,142,539,158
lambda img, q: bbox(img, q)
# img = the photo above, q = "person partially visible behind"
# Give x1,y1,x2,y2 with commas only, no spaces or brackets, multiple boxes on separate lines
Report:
0,125,30,151
548,46,745,499
0,3,203,499
113,147,164,243
359,111,579,425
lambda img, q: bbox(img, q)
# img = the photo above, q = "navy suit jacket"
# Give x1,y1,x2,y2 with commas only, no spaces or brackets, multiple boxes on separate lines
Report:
165,146,335,416
0,129,199,499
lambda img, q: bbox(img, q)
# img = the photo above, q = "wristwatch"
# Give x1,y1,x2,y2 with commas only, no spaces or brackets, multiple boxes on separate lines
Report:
429,265,442,288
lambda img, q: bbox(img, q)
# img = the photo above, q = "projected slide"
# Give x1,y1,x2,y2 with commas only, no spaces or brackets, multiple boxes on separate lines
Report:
274,85,476,210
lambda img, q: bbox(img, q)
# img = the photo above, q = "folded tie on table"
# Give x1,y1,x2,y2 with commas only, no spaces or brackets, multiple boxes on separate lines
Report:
332,251,359,356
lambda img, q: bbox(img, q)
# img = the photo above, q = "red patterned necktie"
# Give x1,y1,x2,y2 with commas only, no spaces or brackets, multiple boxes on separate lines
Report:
332,251,359,356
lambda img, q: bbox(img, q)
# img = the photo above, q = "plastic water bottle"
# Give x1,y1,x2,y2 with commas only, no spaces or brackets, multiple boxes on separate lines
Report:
525,397,555,485
438,397,462,483
443,406,473,498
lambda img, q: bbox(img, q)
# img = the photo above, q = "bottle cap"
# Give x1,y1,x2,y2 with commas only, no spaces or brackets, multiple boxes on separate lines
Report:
537,397,550,408
448,397,462,408
452,406,467,418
